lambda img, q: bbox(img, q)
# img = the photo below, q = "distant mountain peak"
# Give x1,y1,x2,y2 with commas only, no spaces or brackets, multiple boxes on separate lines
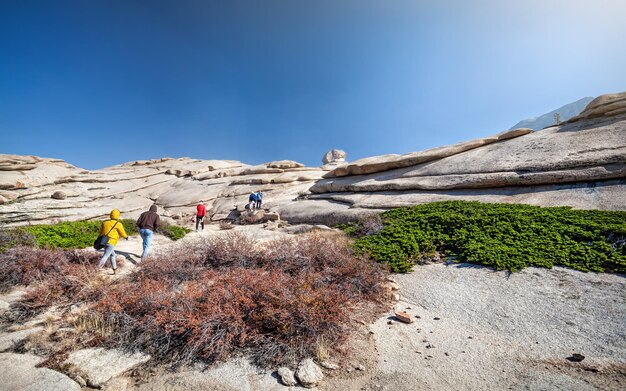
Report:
511,96,595,130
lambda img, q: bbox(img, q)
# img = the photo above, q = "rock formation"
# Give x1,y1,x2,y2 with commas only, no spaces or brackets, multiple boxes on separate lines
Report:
278,92,626,224
566,92,626,122
322,149,347,165
0,92,624,228
0,156,327,227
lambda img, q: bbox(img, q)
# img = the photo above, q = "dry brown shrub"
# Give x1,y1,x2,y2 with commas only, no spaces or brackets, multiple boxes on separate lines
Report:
88,231,389,367
11,263,104,321
6,230,389,368
0,247,100,293
203,231,260,268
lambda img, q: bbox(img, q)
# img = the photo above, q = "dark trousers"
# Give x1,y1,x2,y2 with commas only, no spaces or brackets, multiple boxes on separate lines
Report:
196,216,205,230
255,200,262,209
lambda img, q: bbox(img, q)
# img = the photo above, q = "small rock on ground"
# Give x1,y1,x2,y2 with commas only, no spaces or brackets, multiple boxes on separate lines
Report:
277,367,297,386
295,358,324,388
65,348,151,387
394,311,413,324
319,360,339,370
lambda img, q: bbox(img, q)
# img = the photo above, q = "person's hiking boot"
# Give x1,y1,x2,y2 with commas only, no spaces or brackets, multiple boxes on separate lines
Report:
112,268,117,275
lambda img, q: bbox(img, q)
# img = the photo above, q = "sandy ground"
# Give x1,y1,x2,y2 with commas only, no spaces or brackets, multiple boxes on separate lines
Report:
363,263,626,391
1,225,625,390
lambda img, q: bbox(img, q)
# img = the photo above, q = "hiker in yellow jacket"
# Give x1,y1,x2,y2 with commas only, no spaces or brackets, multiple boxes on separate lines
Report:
98,209,128,274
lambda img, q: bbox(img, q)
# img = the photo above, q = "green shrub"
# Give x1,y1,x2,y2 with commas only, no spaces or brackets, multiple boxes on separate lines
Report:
16,220,107,249
158,224,191,241
348,201,626,273
5,218,190,249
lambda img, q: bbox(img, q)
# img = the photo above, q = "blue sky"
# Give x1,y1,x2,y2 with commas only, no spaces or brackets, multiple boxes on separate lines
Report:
1,0,625,169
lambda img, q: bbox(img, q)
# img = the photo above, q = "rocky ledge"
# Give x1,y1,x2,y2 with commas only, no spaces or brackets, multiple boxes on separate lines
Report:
278,92,626,224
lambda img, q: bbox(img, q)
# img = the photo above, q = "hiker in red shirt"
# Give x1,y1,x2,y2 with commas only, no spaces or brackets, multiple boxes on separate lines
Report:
196,201,206,231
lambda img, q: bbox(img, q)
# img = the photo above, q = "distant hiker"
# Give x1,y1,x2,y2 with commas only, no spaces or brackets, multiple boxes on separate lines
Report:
136,205,161,262
98,209,128,274
255,190,263,209
248,192,258,210
196,201,206,231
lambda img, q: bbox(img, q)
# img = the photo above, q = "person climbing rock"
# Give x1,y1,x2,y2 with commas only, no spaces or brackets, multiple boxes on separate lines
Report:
255,190,263,209
98,209,128,274
136,205,161,262
196,201,206,231
248,192,258,210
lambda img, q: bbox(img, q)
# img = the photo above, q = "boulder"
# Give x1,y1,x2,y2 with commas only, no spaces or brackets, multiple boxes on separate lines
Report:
568,91,626,122
240,210,266,224
0,353,80,391
277,367,298,386
238,210,280,225
266,160,305,169
295,358,324,388
322,149,347,165
51,190,67,200
65,348,150,387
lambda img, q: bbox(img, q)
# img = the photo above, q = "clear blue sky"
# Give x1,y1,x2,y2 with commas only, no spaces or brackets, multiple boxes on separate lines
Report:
2,0,625,169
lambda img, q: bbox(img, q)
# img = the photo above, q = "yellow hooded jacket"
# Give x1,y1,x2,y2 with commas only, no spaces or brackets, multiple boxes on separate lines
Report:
100,209,128,246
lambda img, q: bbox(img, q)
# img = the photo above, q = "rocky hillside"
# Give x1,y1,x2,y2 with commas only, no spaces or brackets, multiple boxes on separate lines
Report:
0,156,331,227
1,92,624,227
510,96,594,130
279,92,626,224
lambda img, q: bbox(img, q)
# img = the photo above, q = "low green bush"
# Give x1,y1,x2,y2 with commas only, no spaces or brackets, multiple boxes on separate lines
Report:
6,218,189,249
347,201,626,273
15,221,105,249
158,225,192,241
